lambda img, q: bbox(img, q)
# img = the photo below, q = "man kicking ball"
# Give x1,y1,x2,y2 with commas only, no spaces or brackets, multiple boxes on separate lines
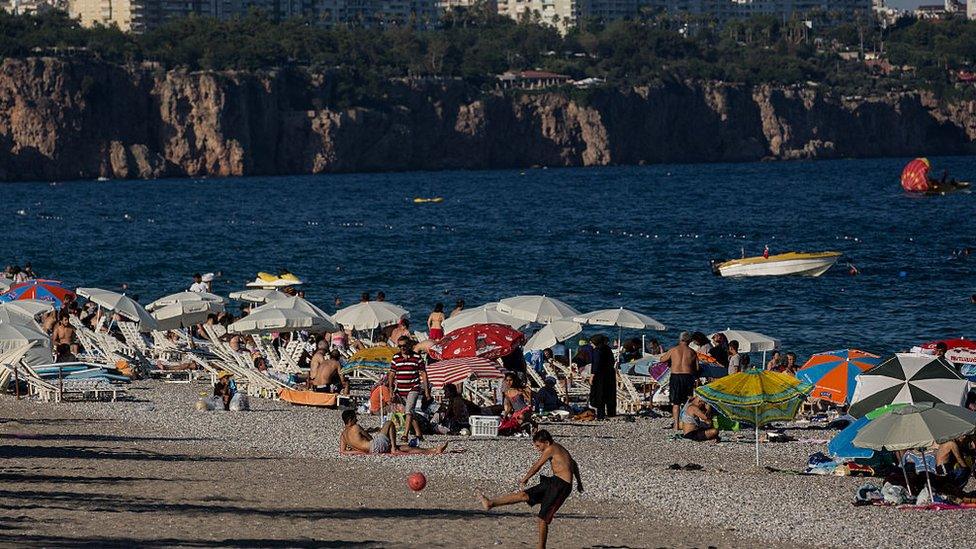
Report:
478,430,583,549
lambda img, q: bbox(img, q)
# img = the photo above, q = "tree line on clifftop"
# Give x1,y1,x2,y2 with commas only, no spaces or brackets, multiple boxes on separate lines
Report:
3,9,976,102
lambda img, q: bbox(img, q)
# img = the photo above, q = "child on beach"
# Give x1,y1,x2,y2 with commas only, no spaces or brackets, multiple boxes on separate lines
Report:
478,430,583,549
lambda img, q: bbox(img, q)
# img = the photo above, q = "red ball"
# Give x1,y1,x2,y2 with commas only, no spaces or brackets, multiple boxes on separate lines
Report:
407,471,427,492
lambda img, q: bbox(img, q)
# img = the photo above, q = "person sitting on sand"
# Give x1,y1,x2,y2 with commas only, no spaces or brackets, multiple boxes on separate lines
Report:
339,409,447,455
214,372,236,411
680,396,720,442
535,377,567,412
435,383,481,434
308,342,347,393
936,436,972,492
479,429,583,549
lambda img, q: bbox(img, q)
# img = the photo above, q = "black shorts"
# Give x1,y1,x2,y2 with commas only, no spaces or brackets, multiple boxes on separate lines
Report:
524,475,572,524
670,373,695,406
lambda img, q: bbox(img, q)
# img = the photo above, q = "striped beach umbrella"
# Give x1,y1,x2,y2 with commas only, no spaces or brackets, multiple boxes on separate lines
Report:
848,354,969,418
0,279,75,310
797,349,882,405
425,357,505,389
342,346,397,374
696,369,812,465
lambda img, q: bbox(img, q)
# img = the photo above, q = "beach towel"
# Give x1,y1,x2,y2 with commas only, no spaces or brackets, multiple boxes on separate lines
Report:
340,449,466,456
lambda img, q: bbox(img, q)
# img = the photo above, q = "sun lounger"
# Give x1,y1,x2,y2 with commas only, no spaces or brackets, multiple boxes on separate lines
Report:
1,343,128,402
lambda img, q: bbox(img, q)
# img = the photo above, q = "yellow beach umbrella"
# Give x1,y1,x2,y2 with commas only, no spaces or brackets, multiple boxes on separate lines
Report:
696,369,811,465
342,346,397,373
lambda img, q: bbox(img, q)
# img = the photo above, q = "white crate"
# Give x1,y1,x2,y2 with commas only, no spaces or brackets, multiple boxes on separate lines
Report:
469,415,500,437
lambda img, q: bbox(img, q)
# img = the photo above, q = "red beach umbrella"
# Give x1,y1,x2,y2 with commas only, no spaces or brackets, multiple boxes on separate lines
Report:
428,323,525,360
425,357,505,389
919,338,976,351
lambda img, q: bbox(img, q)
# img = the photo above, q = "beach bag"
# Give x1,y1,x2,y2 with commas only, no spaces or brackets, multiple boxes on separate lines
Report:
195,398,214,412
882,483,910,505
854,483,883,505
229,393,249,412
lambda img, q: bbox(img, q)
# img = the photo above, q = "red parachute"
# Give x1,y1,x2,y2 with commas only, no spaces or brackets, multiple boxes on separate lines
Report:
901,158,931,192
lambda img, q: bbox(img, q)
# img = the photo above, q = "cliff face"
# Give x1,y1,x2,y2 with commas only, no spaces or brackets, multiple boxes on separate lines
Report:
1,57,975,182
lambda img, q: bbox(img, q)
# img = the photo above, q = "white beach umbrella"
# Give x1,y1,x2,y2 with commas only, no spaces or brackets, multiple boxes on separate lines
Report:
146,291,227,313
0,299,55,319
0,309,43,331
228,296,338,334
573,308,666,331
712,328,779,363
76,287,158,331
0,278,11,292
228,288,289,304
333,301,409,330
497,295,580,324
151,300,225,331
524,320,583,352
443,307,528,334
0,321,51,366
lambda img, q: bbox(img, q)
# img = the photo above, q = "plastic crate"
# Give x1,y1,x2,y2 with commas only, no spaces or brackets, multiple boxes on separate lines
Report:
469,415,500,437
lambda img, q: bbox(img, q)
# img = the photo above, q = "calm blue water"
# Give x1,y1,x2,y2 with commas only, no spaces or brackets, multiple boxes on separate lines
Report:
3,157,975,359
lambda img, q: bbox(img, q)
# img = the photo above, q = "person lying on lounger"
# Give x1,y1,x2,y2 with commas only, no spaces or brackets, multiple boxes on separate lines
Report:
339,410,447,455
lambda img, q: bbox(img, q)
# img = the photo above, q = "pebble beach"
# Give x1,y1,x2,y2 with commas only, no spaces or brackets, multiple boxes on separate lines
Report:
2,381,971,548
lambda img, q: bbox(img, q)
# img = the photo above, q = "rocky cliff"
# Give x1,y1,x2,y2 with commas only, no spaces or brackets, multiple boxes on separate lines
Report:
1,57,974,182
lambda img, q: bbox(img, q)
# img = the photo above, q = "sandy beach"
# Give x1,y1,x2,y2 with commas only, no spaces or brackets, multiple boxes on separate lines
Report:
1,381,970,548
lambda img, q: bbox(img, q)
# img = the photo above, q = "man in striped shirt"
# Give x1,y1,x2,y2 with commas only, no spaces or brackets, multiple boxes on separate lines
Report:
389,336,430,442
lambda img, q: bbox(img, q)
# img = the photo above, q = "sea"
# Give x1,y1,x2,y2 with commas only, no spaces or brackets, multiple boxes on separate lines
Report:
3,156,974,359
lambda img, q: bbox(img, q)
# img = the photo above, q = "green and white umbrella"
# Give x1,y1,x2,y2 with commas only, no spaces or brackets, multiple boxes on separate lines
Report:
853,402,976,497
76,287,158,331
849,354,969,418
497,295,580,324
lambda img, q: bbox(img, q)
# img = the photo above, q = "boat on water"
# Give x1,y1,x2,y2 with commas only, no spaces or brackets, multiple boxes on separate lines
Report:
413,197,444,204
711,251,842,278
245,271,304,288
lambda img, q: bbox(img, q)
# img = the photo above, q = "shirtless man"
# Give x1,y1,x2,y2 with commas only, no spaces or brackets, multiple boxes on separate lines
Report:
658,332,699,430
51,315,76,348
308,345,347,393
338,410,447,455
479,430,583,549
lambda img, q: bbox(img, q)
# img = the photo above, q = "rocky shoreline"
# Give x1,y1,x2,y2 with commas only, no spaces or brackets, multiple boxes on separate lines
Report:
1,57,975,182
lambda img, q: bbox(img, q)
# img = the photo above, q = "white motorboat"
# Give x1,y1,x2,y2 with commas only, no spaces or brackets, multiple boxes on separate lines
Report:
711,251,842,278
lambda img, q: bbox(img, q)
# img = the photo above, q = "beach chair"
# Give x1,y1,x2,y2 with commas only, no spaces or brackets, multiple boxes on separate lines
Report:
277,339,305,373
69,316,110,363
524,367,545,389
117,322,150,355
1,343,127,402
201,325,287,399
615,370,643,414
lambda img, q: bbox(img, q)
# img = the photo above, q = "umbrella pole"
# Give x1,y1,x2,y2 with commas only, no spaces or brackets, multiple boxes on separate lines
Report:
922,449,935,501
902,462,914,497
755,406,760,467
